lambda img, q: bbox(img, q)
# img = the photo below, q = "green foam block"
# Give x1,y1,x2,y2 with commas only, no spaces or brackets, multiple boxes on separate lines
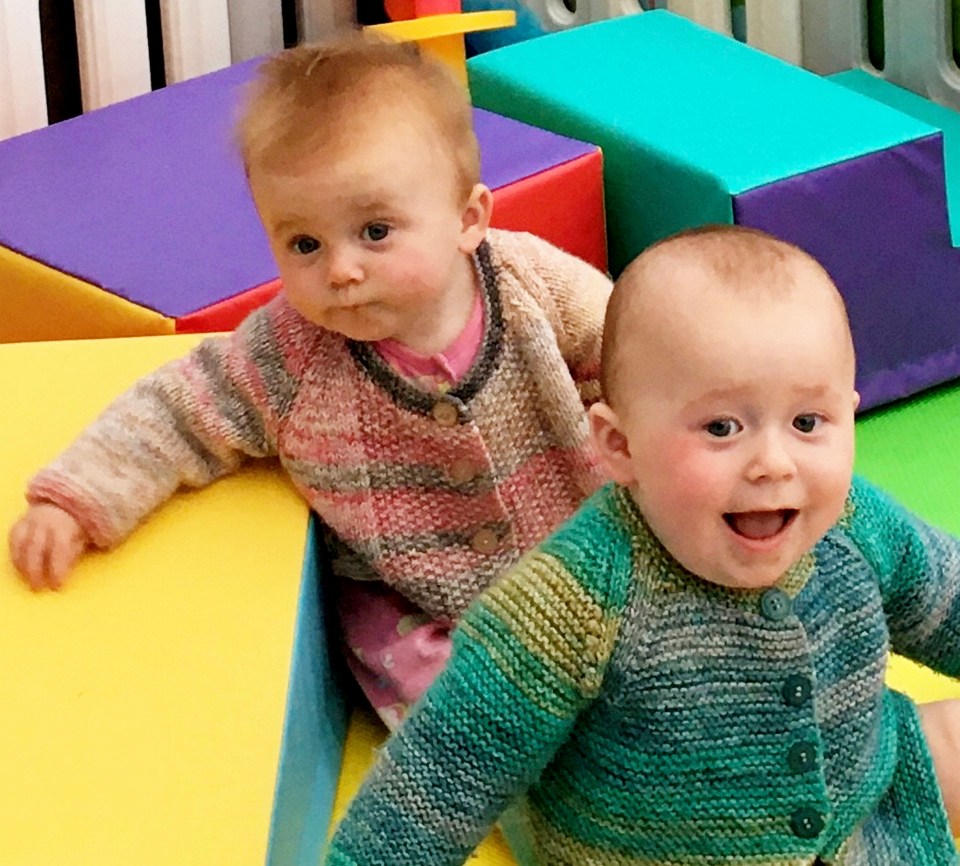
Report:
468,10,933,272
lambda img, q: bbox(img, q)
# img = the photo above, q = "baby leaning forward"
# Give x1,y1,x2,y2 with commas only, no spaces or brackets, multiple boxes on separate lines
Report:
330,476,959,865
325,224,960,865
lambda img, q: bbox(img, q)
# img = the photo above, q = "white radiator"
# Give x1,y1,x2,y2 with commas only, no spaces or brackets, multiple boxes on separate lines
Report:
1,0,354,141
675,0,960,111
1,0,49,138
511,0,803,63
801,0,960,112
5,1,960,144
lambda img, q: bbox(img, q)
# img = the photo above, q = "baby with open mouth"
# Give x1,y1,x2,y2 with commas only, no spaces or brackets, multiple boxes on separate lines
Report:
326,224,960,866
724,508,798,541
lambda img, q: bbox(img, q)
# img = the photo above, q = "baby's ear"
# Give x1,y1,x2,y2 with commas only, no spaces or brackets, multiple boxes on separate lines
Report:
458,184,493,253
588,402,637,486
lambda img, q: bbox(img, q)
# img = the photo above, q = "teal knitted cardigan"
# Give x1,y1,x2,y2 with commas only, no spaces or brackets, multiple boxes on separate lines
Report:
326,477,960,865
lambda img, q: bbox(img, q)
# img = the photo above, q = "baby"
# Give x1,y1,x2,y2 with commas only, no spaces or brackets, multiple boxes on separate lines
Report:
6,31,611,727
325,225,960,865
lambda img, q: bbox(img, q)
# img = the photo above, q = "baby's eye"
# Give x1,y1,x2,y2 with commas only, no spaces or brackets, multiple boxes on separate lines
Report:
291,235,321,255
362,223,390,242
793,414,822,434
704,418,742,438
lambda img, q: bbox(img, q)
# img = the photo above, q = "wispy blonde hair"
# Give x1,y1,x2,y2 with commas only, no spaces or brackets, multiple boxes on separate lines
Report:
234,30,480,201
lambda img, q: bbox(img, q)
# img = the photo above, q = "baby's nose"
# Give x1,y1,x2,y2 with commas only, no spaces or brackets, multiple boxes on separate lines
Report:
748,433,797,481
328,248,363,287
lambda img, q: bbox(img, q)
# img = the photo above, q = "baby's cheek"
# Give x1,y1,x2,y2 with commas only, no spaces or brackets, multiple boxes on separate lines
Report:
656,436,726,493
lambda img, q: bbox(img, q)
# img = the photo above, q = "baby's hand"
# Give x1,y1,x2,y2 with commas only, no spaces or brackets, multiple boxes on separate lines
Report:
8,503,90,591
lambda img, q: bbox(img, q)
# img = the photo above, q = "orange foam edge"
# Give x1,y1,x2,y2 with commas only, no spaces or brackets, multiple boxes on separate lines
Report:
0,244,174,342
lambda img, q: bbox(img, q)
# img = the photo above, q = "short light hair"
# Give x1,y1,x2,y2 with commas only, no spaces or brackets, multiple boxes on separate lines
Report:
600,224,851,405
234,30,480,201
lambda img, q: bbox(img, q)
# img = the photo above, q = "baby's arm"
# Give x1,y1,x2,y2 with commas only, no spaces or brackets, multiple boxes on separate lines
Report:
493,230,612,407
846,476,960,674
547,249,613,408
326,539,621,865
845,476,960,830
8,303,297,588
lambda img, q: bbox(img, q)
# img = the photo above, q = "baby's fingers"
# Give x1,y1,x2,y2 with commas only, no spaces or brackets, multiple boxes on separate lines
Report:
8,518,53,590
46,532,85,589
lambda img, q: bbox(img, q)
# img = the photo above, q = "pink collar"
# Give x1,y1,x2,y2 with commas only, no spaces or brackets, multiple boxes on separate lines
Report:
374,289,484,386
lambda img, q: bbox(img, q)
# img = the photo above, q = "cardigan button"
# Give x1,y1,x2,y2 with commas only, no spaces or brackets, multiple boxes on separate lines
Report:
790,806,825,838
781,674,812,707
449,458,478,485
760,587,791,621
432,400,459,427
787,741,817,773
471,528,499,554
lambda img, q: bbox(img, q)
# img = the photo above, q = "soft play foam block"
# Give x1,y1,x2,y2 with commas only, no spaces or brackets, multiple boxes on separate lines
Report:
0,335,347,866
468,10,960,411
0,58,604,343
830,69,960,246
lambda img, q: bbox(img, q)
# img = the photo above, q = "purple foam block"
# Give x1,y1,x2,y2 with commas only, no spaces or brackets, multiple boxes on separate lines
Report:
0,61,270,319
475,107,594,190
0,63,594,319
733,134,960,411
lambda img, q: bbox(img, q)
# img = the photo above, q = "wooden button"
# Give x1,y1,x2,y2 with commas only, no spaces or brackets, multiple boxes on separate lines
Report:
470,528,499,554
450,459,478,485
432,400,459,427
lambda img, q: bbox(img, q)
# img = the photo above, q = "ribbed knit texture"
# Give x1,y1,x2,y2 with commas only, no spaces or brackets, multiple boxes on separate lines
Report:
326,477,960,866
25,229,611,621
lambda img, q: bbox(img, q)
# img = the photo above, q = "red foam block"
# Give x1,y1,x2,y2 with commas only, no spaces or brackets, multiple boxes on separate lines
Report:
489,150,607,274
176,278,282,333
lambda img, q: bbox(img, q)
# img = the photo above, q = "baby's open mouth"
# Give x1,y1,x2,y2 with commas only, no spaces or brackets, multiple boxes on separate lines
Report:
724,509,798,540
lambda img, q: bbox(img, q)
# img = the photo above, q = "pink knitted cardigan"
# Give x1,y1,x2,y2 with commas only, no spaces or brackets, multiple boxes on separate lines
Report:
27,230,612,619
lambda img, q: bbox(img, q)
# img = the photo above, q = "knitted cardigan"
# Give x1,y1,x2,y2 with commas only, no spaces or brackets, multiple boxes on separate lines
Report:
26,229,611,621
326,477,960,866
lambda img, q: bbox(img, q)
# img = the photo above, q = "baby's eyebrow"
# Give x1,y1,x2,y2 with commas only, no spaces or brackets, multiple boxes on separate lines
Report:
271,215,314,234
352,197,392,215
686,384,751,406
789,384,834,399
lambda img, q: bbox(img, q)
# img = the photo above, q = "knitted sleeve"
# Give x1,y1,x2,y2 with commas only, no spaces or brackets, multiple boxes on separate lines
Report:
325,497,627,866
25,300,305,549
489,229,611,408
843,475,960,676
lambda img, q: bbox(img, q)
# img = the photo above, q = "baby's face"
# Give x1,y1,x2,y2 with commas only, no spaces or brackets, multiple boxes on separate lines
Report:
248,110,484,351
604,260,857,590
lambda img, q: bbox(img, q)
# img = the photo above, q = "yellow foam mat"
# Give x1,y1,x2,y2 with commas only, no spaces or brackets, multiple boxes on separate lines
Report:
0,335,309,865
888,656,960,701
330,707,518,864
0,244,175,342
